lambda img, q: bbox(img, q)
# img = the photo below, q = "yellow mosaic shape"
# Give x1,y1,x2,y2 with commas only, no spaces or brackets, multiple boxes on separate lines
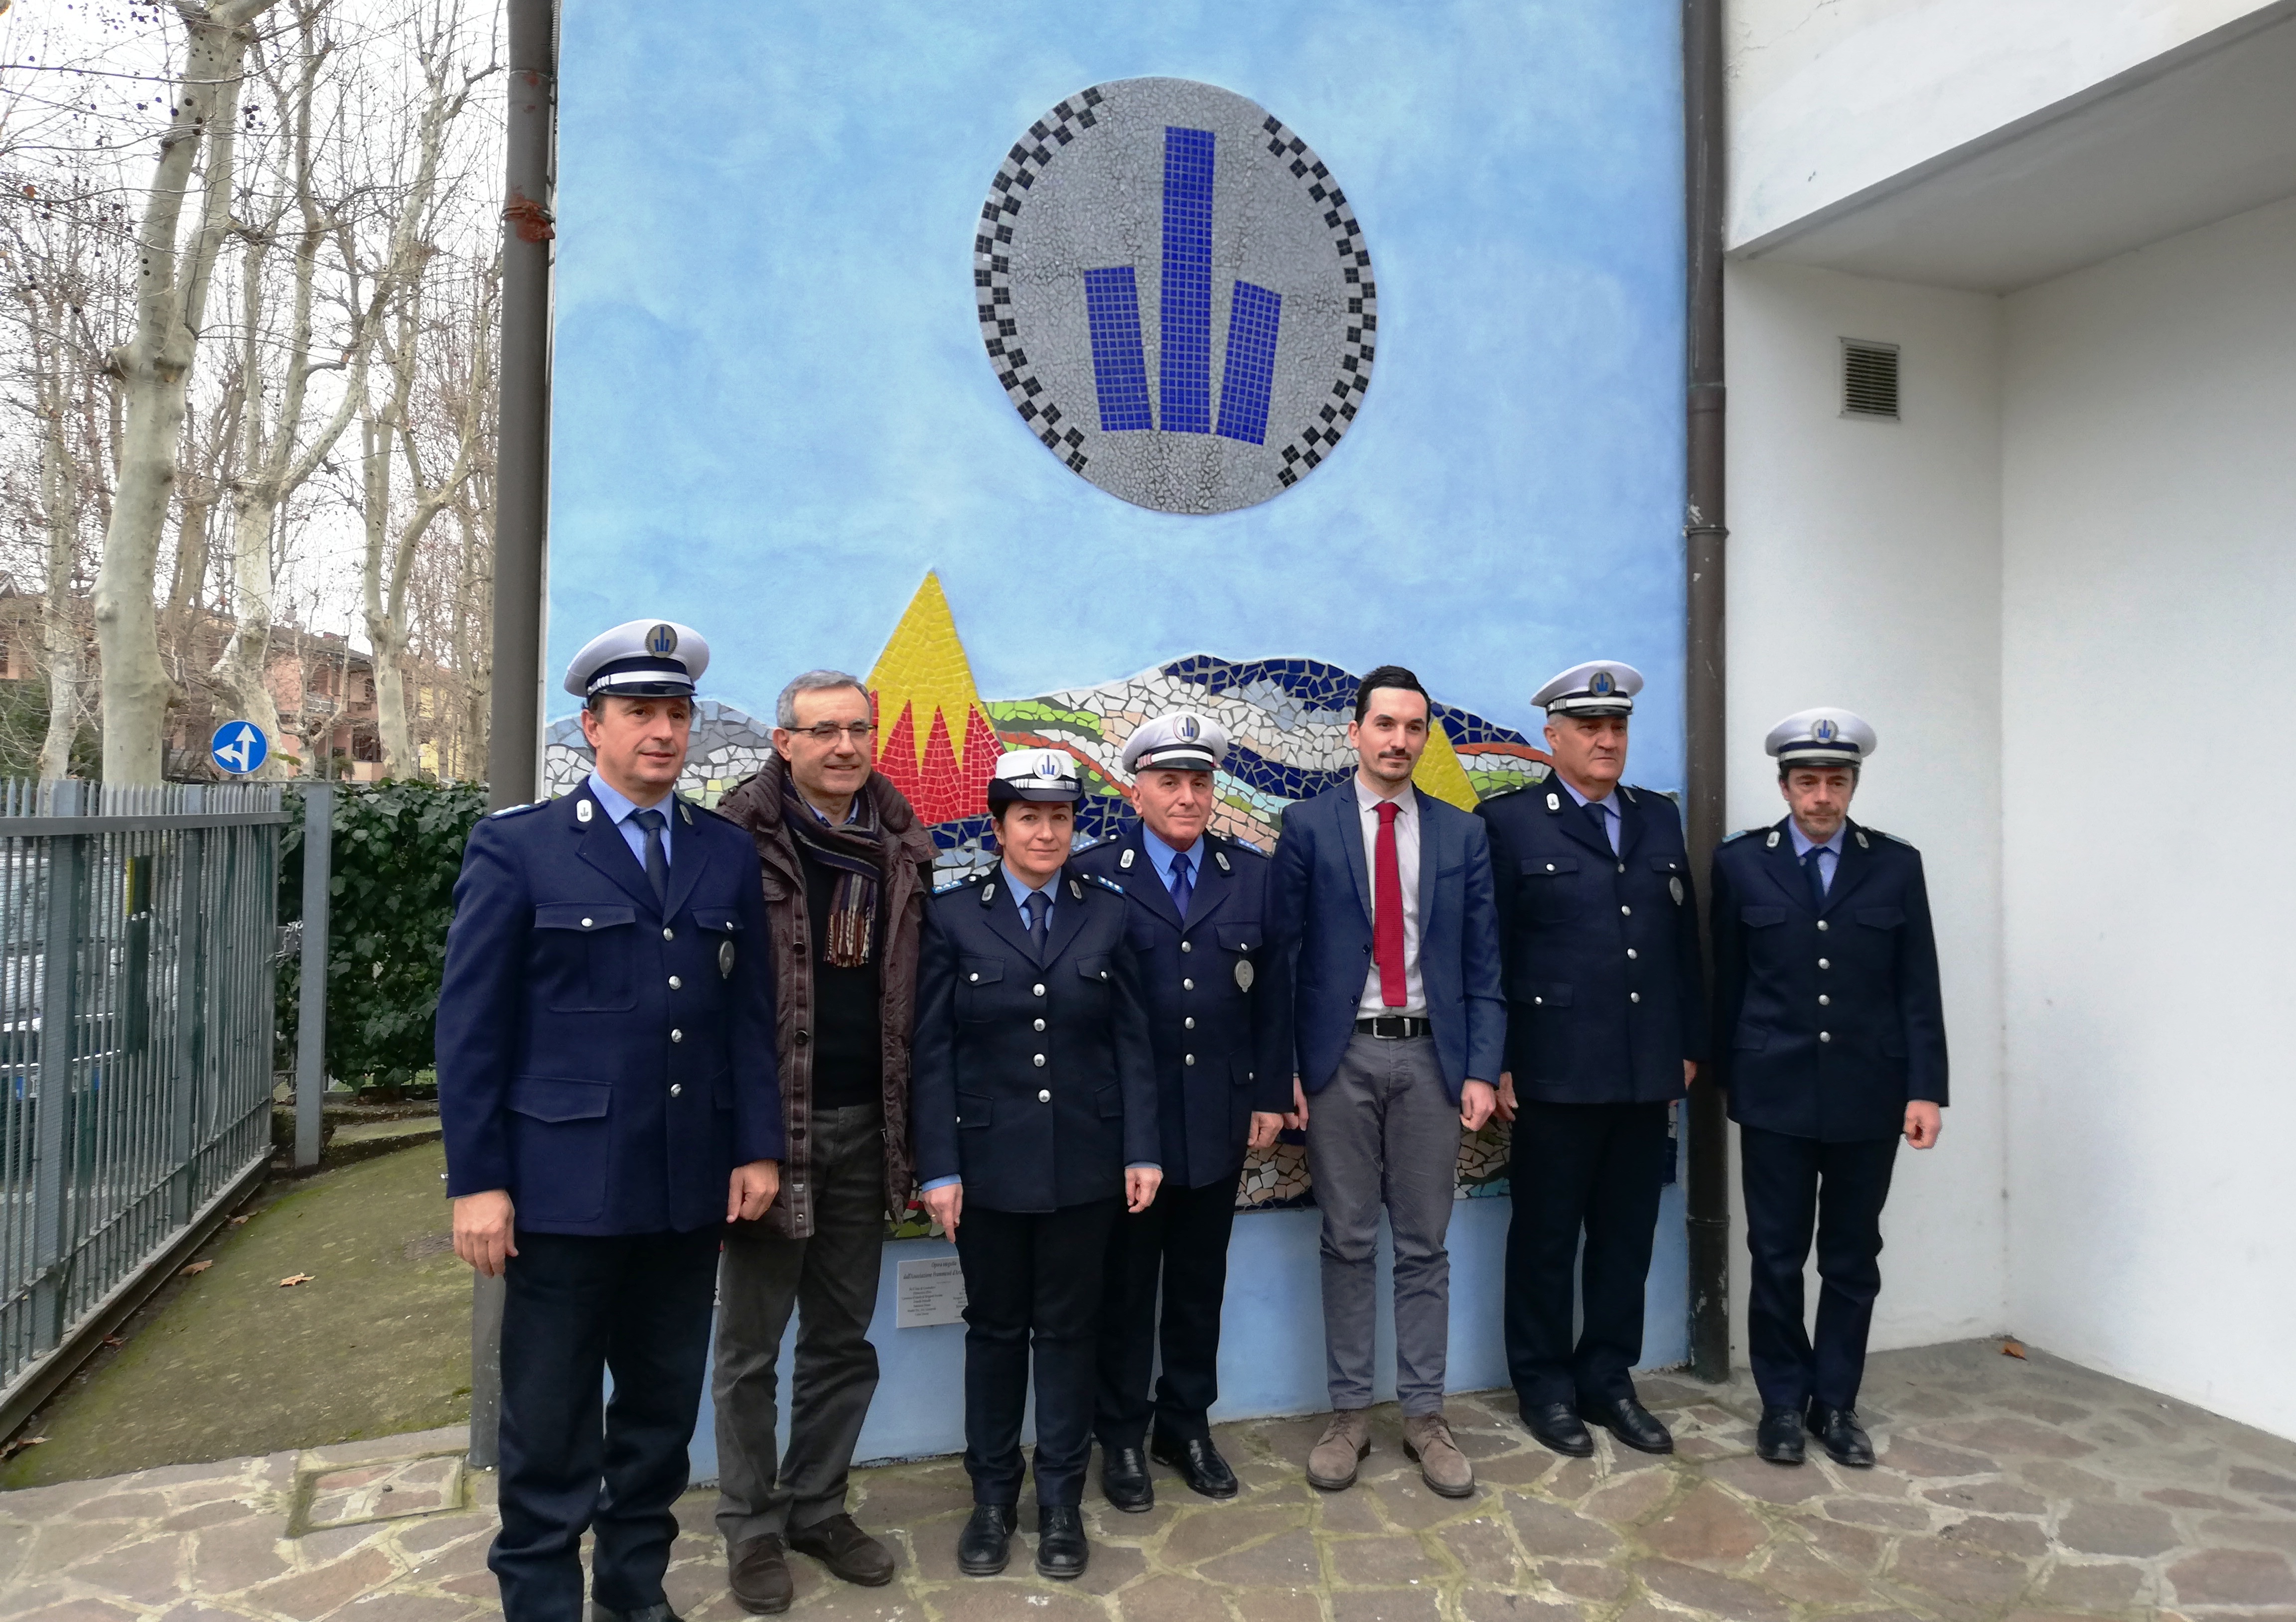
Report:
866,572,993,771
1413,715,1481,809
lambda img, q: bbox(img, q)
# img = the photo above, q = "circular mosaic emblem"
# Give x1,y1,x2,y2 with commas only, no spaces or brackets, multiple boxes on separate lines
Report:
975,78,1377,515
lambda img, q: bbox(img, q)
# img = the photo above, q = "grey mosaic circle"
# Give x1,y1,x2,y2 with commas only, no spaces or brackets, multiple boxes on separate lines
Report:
976,78,1377,515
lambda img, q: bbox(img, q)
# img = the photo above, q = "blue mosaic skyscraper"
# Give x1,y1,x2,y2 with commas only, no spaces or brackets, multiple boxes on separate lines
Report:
1158,126,1216,433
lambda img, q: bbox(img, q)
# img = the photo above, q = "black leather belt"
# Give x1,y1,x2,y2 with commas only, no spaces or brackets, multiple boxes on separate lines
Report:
1355,1015,1431,1039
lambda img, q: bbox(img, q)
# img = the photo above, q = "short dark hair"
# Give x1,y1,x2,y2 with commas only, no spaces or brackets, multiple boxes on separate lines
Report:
1354,665,1431,722
1778,761,1860,783
585,691,693,718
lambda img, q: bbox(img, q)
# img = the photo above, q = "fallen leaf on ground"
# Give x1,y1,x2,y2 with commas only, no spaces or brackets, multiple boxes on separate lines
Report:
279,1273,315,1288
0,1436,48,1461
229,1215,251,1226
101,1336,125,1348
2002,1338,2027,1358
180,1260,213,1276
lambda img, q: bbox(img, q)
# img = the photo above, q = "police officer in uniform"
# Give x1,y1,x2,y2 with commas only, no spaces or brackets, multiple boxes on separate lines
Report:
439,620,784,1622
1074,711,1293,1512
912,751,1160,1582
1476,661,1705,1459
1710,709,1946,1469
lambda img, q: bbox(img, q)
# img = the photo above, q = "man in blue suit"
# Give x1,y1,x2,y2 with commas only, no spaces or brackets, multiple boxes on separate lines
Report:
1710,708,1947,1470
1269,666,1504,1501
439,620,784,1622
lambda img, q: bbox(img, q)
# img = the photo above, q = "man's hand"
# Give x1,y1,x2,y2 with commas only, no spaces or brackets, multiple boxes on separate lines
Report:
923,1182,964,1237
453,1190,517,1278
1286,1075,1309,1131
1248,1111,1286,1151
1496,1071,1518,1123
1904,1101,1942,1149
1460,1080,1498,1133
727,1160,781,1223
1126,1166,1164,1214
1684,1059,1698,1088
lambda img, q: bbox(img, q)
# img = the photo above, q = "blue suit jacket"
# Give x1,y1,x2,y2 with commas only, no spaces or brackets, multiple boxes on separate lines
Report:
1269,784,1505,1103
436,786,785,1234
1709,815,1948,1142
1074,823,1294,1188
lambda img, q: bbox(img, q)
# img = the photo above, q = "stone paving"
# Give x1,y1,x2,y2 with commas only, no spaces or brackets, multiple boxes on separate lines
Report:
7,1339,2296,1622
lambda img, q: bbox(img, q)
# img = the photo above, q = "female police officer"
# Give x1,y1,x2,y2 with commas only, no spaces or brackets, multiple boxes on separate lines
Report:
911,750,1159,1582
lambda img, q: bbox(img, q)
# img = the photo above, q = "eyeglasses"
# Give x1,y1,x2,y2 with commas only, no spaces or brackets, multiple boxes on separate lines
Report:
792,722,876,744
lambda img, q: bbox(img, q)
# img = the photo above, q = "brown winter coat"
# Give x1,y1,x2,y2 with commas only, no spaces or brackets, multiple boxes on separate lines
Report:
717,757,937,1237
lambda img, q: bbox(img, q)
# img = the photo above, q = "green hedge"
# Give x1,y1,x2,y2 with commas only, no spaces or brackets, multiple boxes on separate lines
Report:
279,780,490,1095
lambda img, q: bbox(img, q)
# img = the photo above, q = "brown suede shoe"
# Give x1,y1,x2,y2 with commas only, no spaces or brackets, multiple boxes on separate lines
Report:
727,1534,792,1615
788,1512,895,1587
1403,1412,1476,1498
1306,1408,1373,1490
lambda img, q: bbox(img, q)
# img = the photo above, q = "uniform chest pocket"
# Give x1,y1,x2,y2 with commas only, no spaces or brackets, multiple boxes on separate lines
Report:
534,903,637,1012
1648,855,1687,905
1741,906,1787,928
1856,907,1905,930
1519,855,1580,921
1075,953,1114,993
957,956,1004,1021
691,908,743,980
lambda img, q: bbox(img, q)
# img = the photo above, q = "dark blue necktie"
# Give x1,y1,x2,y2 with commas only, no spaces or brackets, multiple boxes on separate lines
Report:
1023,888,1050,951
1168,850,1193,919
1585,799,1616,854
633,808,669,908
1802,844,1828,910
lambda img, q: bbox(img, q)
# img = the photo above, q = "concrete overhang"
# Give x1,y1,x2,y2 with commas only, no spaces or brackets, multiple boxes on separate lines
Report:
1729,1,2296,293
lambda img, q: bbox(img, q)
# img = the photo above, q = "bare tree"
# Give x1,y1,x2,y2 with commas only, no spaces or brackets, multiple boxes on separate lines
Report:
90,0,279,784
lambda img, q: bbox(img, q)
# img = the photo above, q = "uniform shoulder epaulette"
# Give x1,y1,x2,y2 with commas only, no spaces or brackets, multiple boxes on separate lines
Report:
1479,782,1526,802
1876,828,1915,847
1212,831,1269,861
933,868,988,895
489,799,547,818
1722,826,1759,843
681,795,733,826
1086,872,1125,894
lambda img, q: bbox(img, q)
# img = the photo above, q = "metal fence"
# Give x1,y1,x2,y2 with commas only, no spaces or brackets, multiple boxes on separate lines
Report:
0,780,287,1403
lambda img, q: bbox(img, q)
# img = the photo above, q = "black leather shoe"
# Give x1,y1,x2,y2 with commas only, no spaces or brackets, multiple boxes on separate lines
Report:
1101,1443,1154,1512
1034,1506,1090,1580
1808,1404,1875,1467
1521,1399,1594,1457
957,1503,1017,1576
1151,1434,1239,1499
788,1513,894,1587
590,1606,682,1622
1757,1405,1807,1465
1577,1395,1674,1455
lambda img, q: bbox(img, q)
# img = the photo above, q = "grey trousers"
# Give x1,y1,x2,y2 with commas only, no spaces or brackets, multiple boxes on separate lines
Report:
1305,1032,1462,1416
713,1103,886,1544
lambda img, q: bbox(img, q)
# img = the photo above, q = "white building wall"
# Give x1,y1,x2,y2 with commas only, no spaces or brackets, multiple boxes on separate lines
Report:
1722,261,2008,1359
1728,0,2283,250
1998,195,2296,1437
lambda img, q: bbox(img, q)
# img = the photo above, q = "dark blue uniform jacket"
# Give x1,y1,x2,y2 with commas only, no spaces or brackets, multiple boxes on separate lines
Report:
911,861,1159,1213
1477,776,1707,1104
1709,815,1948,1142
436,786,785,1234
1268,784,1505,1103
1074,823,1294,1189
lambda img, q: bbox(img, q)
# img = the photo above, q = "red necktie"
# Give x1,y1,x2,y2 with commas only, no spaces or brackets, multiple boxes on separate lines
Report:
1375,800,1407,1007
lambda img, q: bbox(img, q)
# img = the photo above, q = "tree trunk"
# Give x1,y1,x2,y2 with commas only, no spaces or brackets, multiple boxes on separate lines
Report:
92,1,276,784
36,333,84,781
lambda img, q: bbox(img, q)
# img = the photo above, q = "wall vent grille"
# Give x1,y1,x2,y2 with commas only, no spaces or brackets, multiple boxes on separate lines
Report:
1842,339,1900,419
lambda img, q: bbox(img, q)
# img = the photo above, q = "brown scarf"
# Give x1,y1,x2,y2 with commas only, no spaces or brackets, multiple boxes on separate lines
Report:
782,772,884,967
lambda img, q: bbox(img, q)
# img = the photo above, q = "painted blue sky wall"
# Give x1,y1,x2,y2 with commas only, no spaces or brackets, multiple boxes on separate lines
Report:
549,0,1688,784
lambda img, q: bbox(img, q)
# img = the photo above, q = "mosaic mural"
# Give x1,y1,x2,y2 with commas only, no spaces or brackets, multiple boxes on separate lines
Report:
978,78,1376,514
544,573,1615,1231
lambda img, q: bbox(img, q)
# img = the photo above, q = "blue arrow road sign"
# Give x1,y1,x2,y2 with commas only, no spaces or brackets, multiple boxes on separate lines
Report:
210,719,269,775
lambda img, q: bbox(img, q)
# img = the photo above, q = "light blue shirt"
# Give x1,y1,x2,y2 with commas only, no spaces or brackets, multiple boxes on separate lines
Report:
1788,820,1846,894
587,772,672,871
1559,775,1623,855
1139,823,1202,900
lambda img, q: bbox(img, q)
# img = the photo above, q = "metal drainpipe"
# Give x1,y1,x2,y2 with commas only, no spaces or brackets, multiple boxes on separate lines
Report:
470,0,558,1472
1683,0,1732,1383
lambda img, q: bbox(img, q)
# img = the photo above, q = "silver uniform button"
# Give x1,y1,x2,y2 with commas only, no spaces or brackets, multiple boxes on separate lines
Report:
1620,905,1632,916
1032,1054,1046,1068
1033,983,1046,997
1545,863,1556,871
670,1029,683,1043
1533,996,1544,1006
1617,863,1626,874
1819,994,1831,1006
1630,992,1641,1004
1820,1031,1832,1043
670,1083,682,1097
662,927,674,941
1185,1054,1196,1066
581,917,593,929
1180,941,1192,954
1037,1088,1051,1103
1818,958,1830,970
969,972,979,982
1818,920,1829,933
1626,948,1638,960
1184,1017,1195,1030
669,975,681,989
1033,1018,1046,1032
1183,978,1194,991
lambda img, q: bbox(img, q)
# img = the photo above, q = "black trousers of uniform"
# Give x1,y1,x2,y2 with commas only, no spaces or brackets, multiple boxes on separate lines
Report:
1094,1174,1237,1450
491,1226,721,1622
1740,1123,1899,1413
953,1198,1120,1507
1505,1099,1672,1407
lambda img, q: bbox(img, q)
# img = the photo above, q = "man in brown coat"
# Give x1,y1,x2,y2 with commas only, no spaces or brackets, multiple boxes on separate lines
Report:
710,670,937,1613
